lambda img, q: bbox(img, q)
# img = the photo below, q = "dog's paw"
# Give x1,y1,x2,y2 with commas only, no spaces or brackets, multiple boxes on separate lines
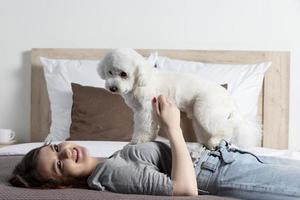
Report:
130,135,153,144
207,137,222,149
129,139,140,145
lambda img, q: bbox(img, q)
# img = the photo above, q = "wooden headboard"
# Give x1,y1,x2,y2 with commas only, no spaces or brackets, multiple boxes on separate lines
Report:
31,49,290,149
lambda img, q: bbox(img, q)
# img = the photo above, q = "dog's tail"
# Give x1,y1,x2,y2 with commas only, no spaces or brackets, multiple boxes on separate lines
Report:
232,113,262,148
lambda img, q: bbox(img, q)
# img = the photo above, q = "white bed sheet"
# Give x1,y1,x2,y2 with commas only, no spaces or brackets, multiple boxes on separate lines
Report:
0,141,128,158
1,138,300,160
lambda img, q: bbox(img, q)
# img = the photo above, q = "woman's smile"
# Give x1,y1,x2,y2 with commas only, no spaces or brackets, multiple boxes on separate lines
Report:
73,147,79,162
73,146,86,163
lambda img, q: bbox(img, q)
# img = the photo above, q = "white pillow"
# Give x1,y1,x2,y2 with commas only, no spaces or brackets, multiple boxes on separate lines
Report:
41,57,105,141
41,55,156,142
153,55,271,119
41,54,270,142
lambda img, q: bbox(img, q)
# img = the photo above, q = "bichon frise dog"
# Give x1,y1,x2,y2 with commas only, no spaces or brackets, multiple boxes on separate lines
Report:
98,48,261,148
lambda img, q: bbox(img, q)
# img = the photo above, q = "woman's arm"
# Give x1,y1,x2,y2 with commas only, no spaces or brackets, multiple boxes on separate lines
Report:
153,95,198,196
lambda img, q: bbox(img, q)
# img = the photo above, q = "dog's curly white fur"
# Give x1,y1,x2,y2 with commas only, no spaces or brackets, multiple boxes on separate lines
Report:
98,48,262,148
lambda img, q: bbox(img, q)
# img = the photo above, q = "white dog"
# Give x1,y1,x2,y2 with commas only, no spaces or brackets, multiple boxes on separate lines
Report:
98,48,261,148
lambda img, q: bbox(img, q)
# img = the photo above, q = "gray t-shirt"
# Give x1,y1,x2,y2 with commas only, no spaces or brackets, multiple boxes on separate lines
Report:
87,141,206,195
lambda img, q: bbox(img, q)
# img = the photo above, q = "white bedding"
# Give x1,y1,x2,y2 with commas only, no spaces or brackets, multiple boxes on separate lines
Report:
1,138,300,160
0,141,127,158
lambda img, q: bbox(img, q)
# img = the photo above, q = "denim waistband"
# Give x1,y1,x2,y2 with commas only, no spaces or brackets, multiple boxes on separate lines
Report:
196,140,265,195
196,140,235,195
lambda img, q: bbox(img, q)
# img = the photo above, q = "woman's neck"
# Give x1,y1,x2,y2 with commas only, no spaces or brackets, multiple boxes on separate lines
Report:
87,157,106,177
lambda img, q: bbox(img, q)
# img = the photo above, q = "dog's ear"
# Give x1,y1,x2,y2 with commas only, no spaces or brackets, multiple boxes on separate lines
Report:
135,59,152,87
97,60,106,79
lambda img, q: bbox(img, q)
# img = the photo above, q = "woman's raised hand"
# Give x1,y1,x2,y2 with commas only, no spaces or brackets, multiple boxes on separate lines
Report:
152,95,181,135
153,95,198,196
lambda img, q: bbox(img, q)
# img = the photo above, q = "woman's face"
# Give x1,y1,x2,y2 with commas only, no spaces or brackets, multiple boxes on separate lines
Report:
37,142,100,182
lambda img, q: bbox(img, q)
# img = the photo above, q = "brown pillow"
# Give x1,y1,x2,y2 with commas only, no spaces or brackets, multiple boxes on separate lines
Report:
69,83,228,142
69,83,133,141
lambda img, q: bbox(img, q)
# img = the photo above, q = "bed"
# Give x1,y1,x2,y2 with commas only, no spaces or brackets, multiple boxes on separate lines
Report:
0,49,291,199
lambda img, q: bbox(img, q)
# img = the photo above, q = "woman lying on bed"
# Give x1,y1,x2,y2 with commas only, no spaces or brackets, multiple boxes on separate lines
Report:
9,95,300,200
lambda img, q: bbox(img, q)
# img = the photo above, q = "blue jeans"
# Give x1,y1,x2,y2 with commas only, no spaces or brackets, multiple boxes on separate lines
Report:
196,140,300,200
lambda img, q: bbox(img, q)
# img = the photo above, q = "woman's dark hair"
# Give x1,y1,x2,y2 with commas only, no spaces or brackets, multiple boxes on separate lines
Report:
9,144,56,188
9,144,88,189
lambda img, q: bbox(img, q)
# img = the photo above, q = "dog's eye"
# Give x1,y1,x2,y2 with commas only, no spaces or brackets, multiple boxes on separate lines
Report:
108,71,113,76
120,72,127,78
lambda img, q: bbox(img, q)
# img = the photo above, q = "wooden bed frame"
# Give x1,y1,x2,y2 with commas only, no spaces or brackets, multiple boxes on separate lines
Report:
31,49,290,149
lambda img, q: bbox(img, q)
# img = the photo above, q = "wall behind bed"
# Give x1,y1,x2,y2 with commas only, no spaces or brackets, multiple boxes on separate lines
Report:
0,0,299,149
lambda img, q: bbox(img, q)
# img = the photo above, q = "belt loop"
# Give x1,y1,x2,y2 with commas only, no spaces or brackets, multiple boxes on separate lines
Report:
219,139,230,148
201,160,218,172
198,154,220,195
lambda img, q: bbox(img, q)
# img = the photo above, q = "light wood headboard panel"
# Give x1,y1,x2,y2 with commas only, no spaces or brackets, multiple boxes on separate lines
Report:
31,49,290,149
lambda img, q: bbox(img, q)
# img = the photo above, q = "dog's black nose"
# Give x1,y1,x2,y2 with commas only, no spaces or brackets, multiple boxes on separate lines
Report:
109,86,118,92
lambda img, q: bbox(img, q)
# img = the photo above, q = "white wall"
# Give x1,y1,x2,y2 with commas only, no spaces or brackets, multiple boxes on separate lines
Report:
1,0,299,149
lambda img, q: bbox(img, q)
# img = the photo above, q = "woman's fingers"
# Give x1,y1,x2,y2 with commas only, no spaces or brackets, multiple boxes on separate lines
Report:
158,95,169,107
152,97,160,116
166,97,173,105
153,94,174,115
158,95,166,113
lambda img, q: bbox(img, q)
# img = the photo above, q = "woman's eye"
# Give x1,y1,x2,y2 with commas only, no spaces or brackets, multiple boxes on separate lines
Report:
57,160,62,169
54,144,59,152
108,70,113,75
120,71,127,78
